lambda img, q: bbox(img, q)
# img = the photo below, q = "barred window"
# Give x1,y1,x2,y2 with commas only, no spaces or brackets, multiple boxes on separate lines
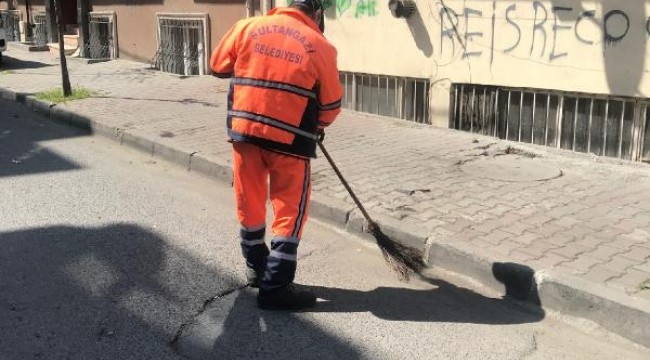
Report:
155,14,209,76
84,12,117,60
451,84,650,162
340,72,430,124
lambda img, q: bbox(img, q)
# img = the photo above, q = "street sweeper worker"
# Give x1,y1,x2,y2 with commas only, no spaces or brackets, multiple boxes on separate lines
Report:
209,0,343,310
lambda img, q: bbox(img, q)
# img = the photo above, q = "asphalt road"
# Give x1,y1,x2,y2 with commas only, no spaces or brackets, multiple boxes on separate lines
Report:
0,99,648,359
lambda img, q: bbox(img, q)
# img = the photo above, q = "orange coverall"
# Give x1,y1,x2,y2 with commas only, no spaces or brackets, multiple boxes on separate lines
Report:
210,6,342,291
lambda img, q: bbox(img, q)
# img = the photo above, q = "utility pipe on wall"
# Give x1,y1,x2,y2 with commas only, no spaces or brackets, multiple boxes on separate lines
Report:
245,0,254,17
262,0,273,14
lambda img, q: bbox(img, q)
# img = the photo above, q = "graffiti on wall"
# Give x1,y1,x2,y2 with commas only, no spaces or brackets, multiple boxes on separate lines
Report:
437,1,644,66
353,0,378,18
285,0,379,18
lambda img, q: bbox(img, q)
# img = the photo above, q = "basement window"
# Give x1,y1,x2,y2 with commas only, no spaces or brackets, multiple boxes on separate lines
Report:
155,14,209,76
85,12,117,60
0,10,21,42
451,84,650,162
340,72,430,124
31,11,47,47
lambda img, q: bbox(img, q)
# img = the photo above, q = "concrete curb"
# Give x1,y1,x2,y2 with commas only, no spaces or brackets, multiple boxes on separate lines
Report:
537,270,650,347
426,236,650,348
2,86,649,348
189,152,233,185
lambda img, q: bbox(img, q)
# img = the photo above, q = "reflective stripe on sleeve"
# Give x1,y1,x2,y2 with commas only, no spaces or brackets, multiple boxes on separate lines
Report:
232,77,316,99
320,99,342,111
229,110,318,140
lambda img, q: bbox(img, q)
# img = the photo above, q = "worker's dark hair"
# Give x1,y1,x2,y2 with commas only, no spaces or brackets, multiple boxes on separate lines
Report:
288,0,324,17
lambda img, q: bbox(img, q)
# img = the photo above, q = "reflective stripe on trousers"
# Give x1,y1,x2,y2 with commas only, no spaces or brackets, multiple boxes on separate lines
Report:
262,236,300,291
240,225,269,272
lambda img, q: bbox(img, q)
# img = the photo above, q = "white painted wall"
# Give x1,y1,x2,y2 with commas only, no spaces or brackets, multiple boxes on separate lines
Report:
323,0,650,127
323,0,434,79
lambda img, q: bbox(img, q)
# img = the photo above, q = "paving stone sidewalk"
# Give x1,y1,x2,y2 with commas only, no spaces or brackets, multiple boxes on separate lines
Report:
2,46,650,343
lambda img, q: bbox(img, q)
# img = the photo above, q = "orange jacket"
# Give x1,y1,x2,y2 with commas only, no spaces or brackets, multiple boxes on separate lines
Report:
210,7,342,158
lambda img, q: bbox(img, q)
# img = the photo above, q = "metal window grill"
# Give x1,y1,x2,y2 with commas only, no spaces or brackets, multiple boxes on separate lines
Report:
31,11,47,47
155,16,206,76
451,84,650,162
339,72,431,124
85,13,116,60
0,10,21,42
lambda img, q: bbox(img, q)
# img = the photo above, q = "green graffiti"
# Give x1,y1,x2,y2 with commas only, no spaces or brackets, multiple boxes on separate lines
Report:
323,0,352,16
337,0,352,16
354,0,377,18
285,0,374,18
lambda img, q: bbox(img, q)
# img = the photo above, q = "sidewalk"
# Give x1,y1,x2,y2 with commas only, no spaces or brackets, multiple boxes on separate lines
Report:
2,45,650,347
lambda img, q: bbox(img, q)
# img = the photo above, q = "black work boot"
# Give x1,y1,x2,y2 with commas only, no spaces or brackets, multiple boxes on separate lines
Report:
257,284,316,311
246,267,264,288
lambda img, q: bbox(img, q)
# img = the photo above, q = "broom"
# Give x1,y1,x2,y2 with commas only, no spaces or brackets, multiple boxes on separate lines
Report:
317,141,425,281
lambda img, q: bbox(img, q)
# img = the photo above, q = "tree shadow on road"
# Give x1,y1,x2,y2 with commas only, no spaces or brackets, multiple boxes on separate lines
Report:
0,223,365,359
0,221,548,360
0,99,85,178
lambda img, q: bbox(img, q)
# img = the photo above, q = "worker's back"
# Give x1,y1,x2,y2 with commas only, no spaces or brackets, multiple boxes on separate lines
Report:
211,6,341,158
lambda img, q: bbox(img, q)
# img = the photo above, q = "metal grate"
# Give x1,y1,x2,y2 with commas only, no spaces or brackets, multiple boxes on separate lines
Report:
155,15,207,76
0,10,21,41
31,12,47,47
85,13,116,59
340,72,430,124
452,84,650,162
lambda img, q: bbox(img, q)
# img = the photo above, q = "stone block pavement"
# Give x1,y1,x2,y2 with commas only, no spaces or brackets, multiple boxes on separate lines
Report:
2,45,650,346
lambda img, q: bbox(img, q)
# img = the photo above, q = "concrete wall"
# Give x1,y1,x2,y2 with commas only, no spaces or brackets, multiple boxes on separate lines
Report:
322,0,650,127
90,0,247,64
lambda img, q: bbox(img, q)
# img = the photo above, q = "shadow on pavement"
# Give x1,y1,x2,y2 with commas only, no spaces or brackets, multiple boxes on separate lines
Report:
0,54,54,70
177,288,365,360
0,222,544,360
305,277,545,325
0,224,364,359
0,224,182,359
176,273,545,359
0,99,85,178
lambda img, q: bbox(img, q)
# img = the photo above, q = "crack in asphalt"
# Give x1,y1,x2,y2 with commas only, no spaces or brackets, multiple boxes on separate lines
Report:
169,284,250,350
168,231,339,354
168,243,327,351
520,333,539,359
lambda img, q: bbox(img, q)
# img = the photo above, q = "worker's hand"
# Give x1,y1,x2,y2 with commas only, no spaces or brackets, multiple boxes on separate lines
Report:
317,128,325,143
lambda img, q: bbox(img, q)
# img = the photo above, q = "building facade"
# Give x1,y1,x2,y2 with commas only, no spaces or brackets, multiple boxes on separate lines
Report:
0,0,256,74
89,0,250,72
324,0,650,162
3,0,650,161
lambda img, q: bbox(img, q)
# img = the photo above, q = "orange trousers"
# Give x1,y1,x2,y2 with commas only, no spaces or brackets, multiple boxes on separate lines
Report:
232,142,311,240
